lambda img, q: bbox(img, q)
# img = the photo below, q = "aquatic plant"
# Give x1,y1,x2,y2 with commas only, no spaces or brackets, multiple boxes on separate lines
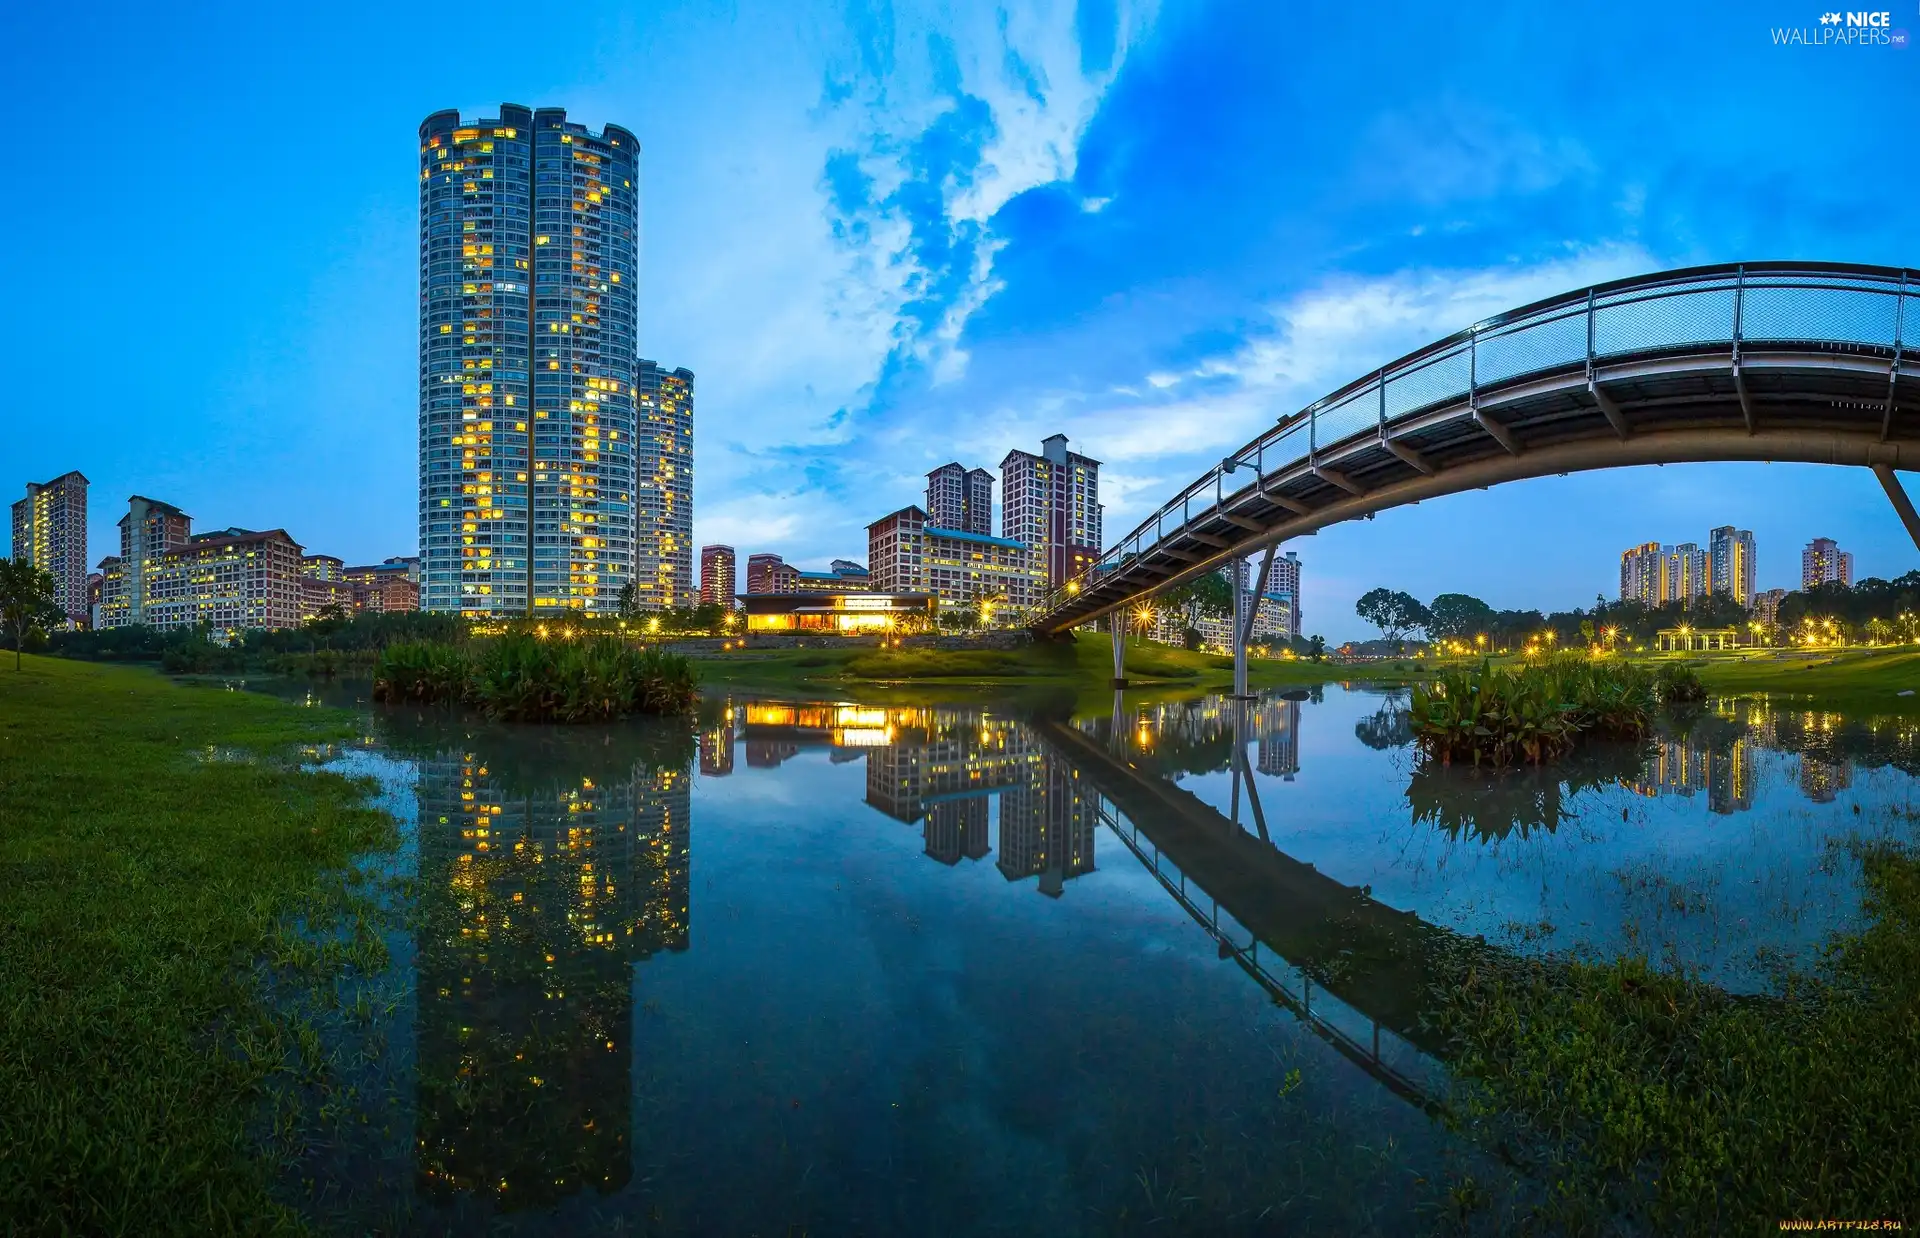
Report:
1408,656,1658,767
1653,660,1708,705
372,634,697,721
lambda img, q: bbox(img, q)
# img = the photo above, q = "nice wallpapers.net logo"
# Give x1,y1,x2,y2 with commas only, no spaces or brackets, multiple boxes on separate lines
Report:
1772,9,1908,45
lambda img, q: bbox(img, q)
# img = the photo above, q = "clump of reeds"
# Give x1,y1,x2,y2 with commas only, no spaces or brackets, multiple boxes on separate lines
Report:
1409,655,1684,767
373,633,697,721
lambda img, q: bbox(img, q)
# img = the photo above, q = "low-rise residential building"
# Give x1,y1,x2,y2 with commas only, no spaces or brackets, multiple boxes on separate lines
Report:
738,590,936,633
343,562,422,612
867,505,1046,615
97,496,305,632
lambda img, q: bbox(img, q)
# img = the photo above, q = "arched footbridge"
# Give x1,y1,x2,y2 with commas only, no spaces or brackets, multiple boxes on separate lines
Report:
1033,262,1920,635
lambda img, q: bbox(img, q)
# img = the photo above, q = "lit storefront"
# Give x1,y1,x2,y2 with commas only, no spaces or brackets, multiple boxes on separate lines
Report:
739,591,936,633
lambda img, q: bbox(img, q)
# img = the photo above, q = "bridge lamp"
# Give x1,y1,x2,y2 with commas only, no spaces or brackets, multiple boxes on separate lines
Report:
1067,580,1080,596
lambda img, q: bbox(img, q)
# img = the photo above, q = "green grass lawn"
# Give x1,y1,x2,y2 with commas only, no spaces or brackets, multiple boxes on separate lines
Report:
690,631,1424,695
0,656,397,1234
1682,645,1920,702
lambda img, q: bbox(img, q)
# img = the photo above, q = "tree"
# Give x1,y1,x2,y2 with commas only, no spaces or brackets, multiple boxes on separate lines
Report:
616,581,640,619
1306,634,1326,661
0,558,63,670
1426,592,1495,642
1161,571,1234,634
1355,588,1430,653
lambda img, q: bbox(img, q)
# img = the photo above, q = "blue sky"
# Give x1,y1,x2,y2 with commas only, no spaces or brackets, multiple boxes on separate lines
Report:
3,0,1917,640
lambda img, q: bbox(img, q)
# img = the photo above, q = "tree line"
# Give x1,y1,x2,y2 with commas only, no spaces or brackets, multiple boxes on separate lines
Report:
1355,570,1920,651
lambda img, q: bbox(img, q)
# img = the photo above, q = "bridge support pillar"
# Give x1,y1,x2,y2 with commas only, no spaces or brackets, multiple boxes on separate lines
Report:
1111,618,1128,687
1230,553,1256,699
1873,464,1920,554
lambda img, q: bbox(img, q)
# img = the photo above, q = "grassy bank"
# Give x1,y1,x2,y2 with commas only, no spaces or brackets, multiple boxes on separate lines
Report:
0,656,397,1233
1432,838,1920,1232
689,631,1430,696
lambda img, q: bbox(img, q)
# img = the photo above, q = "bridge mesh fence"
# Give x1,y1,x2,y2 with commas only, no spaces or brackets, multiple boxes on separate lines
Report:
1594,286,1737,356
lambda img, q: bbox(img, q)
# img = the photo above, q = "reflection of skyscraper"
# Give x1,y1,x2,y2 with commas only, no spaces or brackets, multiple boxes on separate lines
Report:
700,719,735,776
745,741,799,768
997,757,1098,897
1798,754,1852,804
861,711,1040,826
412,747,689,1206
1255,700,1301,778
923,798,993,865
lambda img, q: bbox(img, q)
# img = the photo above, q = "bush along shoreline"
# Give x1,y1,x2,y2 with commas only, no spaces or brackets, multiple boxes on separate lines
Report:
373,633,698,721
1408,656,1705,767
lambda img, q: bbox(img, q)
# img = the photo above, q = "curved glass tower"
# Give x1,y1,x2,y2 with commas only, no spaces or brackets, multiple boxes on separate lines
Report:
419,105,639,615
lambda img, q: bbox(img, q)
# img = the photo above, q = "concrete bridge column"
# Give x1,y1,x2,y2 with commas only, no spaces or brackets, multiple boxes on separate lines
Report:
1111,616,1127,687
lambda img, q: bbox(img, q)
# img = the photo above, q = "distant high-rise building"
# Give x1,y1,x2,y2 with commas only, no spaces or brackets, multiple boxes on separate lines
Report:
1001,435,1102,588
745,552,799,594
418,105,640,618
699,544,736,608
1620,541,1664,606
1254,550,1302,641
1755,587,1789,626
104,496,191,627
925,463,994,536
11,471,89,627
1802,538,1854,590
1663,543,1710,606
1709,526,1757,607
635,362,694,610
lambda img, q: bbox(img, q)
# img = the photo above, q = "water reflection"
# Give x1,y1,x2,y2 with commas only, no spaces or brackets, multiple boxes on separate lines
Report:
285,679,1920,1231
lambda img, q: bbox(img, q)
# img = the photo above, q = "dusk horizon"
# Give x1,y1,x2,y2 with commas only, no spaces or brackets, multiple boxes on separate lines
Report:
5,1,1917,639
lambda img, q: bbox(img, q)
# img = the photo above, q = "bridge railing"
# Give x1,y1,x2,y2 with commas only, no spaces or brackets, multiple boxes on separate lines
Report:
1041,262,1916,626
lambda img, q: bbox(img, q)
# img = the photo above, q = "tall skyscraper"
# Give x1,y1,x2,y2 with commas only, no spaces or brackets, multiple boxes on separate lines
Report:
1709,526,1757,607
699,544,735,608
418,105,640,617
11,471,88,626
925,463,994,536
1662,543,1710,605
1802,538,1853,589
1000,434,1102,588
1619,541,1664,605
635,361,694,610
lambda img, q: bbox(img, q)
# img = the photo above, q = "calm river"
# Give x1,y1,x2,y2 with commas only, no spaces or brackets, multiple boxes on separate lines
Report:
254,679,1920,1235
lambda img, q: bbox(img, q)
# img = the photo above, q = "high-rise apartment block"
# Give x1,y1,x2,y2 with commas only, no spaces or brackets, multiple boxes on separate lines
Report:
1255,550,1303,641
745,553,796,594
1619,541,1664,606
1709,526,1757,607
867,506,1046,613
925,463,994,536
1000,435,1102,587
1663,543,1710,605
1620,539,1713,606
1755,588,1789,626
11,471,89,626
700,544,736,608
635,361,694,610
418,105,642,618
1802,538,1853,589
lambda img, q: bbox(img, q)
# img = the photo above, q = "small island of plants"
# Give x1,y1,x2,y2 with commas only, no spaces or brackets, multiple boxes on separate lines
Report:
1409,655,1705,767
373,631,698,721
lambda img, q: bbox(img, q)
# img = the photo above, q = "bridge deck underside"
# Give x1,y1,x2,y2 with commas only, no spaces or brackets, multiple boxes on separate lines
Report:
1041,343,1918,632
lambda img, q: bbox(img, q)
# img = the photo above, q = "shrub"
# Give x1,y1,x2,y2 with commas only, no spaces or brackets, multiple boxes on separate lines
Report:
371,634,697,721
1654,660,1708,705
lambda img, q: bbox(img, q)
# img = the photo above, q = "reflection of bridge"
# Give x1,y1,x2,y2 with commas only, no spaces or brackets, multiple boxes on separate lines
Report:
1035,263,1920,634
1032,712,1474,1109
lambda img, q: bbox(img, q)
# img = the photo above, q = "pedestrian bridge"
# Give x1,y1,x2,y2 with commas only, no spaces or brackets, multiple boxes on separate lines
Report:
1032,262,1920,634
